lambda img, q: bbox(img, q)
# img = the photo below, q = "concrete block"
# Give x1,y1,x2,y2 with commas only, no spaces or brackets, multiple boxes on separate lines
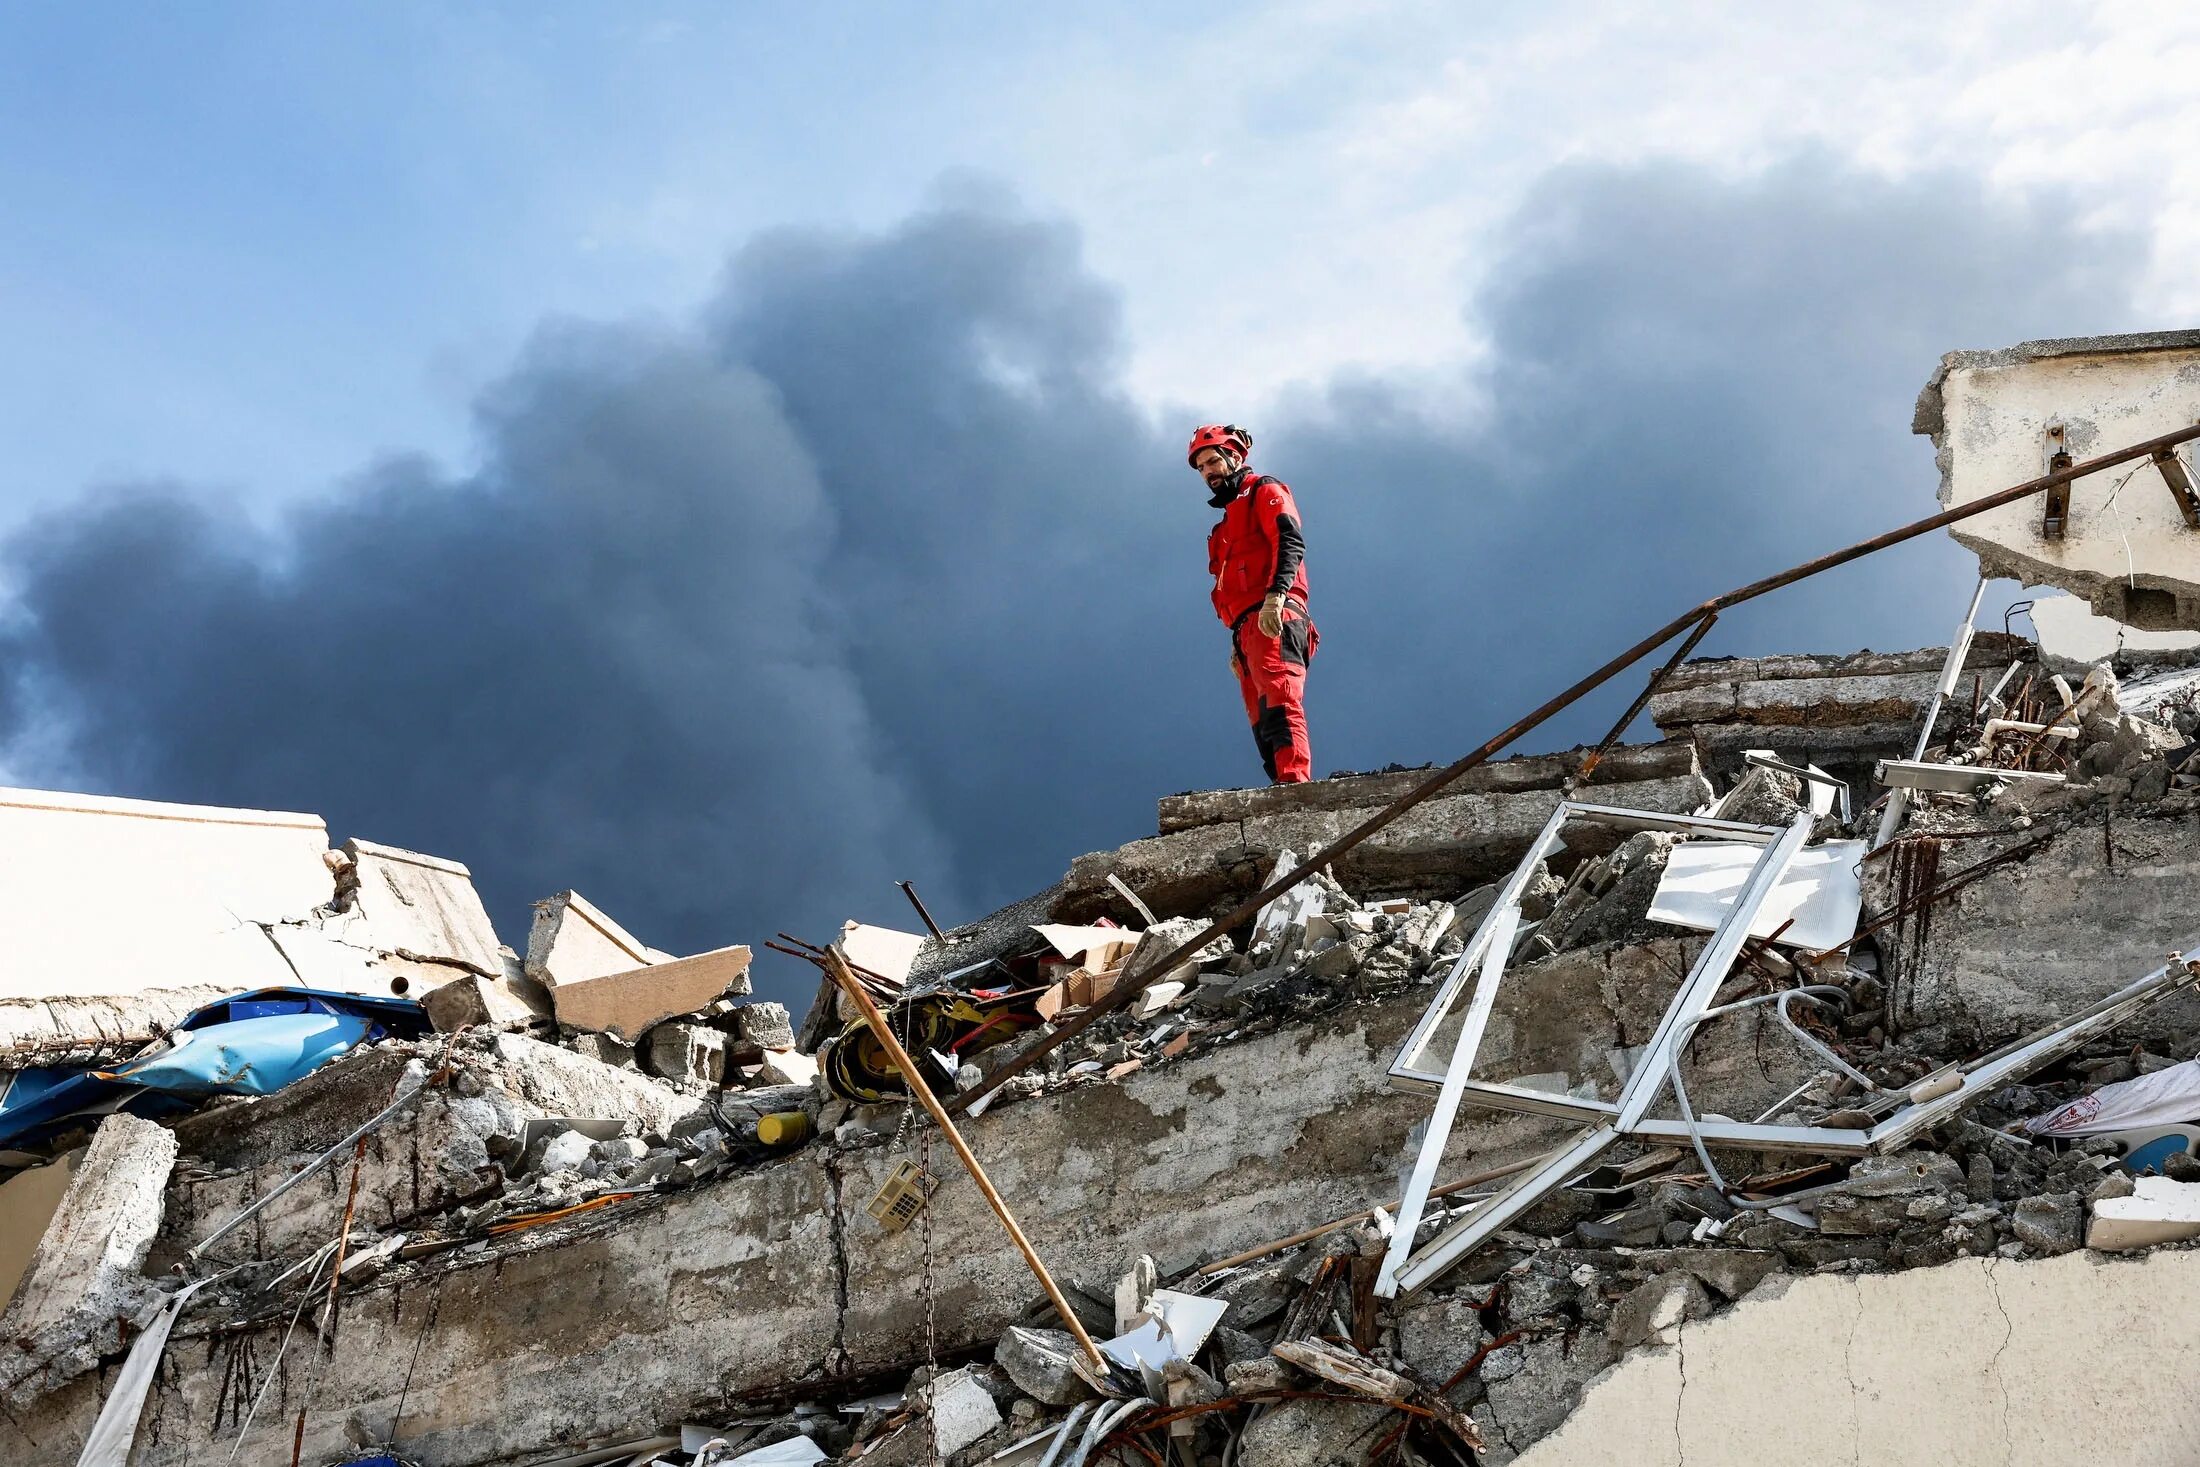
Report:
548,944,754,1042
1917,330,2200,629
0,1113,177,1401
644,1022,728,1086
922,1365,1002,1458
534,1129,596,1175
2088,1176,2200,1251
565,1032,638,1070
731,1002,795,1053
341,837,504,973
994,1326,1095,1406
1237,1395,1392,1466
421,972,551,1033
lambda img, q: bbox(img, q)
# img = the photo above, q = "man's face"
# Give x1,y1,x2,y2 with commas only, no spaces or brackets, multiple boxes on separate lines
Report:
1192,446,1242,490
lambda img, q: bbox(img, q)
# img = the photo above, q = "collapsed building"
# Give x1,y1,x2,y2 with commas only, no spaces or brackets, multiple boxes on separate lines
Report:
4,330,2200,1467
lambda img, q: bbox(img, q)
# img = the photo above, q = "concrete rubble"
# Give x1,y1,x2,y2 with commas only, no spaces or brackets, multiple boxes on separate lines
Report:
8,340,2200,1465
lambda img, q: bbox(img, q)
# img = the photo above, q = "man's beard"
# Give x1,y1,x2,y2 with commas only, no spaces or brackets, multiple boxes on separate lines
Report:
1205,467,1248,508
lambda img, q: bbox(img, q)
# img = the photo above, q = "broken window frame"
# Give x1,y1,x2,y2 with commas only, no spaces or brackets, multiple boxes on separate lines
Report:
1378,804,1815,1298
1377,795,2200,1298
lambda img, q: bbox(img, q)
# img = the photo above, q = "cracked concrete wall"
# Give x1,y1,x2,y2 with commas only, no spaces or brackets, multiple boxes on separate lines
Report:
1512,1247,2200,1467
0,786,333,1025
1874,802,2200,1045
8,949,1808,1467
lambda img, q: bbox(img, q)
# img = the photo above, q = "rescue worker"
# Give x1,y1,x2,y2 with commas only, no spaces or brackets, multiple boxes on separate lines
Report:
1190,423,1318,784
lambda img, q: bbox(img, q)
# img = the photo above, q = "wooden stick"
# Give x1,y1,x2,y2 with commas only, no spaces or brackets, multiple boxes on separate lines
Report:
1192,1157,1538,1276
824,948,1107,1371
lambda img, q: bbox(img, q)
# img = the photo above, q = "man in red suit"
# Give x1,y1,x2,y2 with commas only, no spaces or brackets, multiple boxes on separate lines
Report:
1189,423,1318,784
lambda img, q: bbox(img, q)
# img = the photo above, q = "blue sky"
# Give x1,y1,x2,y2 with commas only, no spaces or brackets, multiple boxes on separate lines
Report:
3,4,2195,994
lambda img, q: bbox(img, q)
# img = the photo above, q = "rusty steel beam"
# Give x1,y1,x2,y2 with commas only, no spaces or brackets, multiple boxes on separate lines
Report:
2154,445,2200,529
949,419,2200,1117
1575,610,1717,782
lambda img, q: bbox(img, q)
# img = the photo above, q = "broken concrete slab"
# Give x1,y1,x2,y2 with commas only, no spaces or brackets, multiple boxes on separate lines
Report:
1916,329,2200,630
1155,741,1699,835
1059,766,1713,922
340,837,505,974
525,889,674,987
1866,807,2200,1043
1514,1249,2200,1467
2030,591,2200,671
547,944,754,1042
155,1036,708,1263
2088,1176,2200,1251
0,1113,177,1402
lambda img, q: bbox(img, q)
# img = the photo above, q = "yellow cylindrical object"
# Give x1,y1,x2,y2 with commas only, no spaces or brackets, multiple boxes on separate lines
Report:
757,1111,813,1147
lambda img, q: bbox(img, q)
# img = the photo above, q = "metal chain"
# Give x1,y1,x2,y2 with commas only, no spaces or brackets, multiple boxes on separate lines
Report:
891,1002,941,1462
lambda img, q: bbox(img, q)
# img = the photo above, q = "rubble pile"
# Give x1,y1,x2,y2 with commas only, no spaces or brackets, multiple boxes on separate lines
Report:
7,603,2200,1458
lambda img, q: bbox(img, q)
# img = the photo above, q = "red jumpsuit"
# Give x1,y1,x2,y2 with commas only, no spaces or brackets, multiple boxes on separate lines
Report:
1208,472,1317,783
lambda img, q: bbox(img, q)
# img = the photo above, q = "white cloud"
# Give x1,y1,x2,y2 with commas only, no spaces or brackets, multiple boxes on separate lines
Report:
995,0,2200,415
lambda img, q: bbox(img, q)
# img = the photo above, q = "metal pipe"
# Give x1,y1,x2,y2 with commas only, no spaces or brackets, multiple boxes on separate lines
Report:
1069,1398,1150,1467
1034,1402,1093,1467
822,948,1106,1371
1576,611,1717,782
956,420,2200,1116
897,880,947,940
186,1064,428,1266
1876,575,1988,848
1773,988,1894,1095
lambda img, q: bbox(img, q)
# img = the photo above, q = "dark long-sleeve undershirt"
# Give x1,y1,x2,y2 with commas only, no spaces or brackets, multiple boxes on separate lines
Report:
1268,513,1305,597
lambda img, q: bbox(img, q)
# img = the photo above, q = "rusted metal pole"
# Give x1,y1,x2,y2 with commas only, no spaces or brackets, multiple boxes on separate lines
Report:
897,880,947,940
1192,1156,1538,1275
1576,610,1718,781
823,948,1106,1371
952,420,2200,1117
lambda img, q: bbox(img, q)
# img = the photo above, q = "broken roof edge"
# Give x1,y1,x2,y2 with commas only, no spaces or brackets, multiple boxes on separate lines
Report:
532,889,663,970
0,783,326,832
1911,326,2200,438
340,835,476,879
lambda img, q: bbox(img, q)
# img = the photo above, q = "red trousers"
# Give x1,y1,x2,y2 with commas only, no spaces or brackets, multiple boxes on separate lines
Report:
1231,601,1318,784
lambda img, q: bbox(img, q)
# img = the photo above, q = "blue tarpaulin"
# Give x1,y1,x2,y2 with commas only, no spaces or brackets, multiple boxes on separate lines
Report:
0,988,428,1153
99,1012,378,1096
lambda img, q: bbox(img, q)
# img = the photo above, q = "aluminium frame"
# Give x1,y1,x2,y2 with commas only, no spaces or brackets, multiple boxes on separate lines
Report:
1377,803,1814,1297
1376,794,2200,1297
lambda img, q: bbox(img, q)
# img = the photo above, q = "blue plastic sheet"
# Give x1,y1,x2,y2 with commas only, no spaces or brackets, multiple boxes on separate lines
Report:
102,1012,377,1096
0,988,427,1152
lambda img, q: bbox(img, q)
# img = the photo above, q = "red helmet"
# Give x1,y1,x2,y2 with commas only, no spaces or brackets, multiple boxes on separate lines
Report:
1186,423,1252,467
